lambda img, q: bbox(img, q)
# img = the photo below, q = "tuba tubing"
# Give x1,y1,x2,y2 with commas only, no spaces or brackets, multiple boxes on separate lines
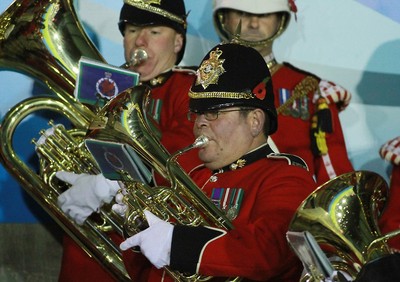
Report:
88,85,238,281
88,85,235,230
0,95,130,281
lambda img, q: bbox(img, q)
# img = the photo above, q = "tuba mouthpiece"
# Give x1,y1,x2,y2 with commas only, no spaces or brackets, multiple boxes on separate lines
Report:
121,48,148,68
192,136,209,148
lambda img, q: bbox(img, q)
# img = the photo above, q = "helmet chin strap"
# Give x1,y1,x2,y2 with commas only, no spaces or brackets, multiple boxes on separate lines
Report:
219,12,289,52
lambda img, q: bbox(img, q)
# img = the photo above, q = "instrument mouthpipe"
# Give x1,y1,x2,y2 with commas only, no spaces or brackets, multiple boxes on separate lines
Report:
175,135,209,156
120,49,148,69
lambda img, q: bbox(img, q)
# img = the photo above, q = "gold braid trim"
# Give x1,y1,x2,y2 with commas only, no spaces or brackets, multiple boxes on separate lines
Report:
277,76,319,114
189,90,254,100
124,0,186,26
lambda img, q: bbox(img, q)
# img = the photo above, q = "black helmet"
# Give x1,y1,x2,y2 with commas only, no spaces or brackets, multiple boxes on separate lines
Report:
189,43,277,134
118,0,187,64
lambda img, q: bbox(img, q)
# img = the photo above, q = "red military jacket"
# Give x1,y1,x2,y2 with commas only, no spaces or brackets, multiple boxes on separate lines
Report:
58,68,198,282
270,63,353,185
377,137,400,250
123,144,318,281
379,165,400,249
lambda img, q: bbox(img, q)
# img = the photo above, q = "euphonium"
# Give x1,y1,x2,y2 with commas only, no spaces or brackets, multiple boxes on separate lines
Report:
86,84,238,281
287,171,400,281
0,0,132,280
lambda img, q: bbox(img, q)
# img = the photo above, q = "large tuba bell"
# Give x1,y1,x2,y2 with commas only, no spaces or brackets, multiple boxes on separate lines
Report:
0,0,130,280
287,170,400,281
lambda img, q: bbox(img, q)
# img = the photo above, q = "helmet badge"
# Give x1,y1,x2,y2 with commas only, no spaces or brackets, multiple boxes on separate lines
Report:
196,47,226,90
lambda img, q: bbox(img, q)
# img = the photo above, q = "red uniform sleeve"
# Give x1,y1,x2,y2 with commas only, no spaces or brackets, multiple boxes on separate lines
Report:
379,165,400,249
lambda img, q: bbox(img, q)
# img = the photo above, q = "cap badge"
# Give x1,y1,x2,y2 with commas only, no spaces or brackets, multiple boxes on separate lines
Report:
196,48,225,89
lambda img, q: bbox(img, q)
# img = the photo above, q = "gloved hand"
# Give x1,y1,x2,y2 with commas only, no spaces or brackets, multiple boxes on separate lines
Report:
120,210,173,269
112,188,128,217
56,171,121,225
380,136,400,166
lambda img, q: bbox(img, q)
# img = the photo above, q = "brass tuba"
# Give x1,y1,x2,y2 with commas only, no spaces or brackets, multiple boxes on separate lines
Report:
86,84,237,281
287,170,400,281
0,0,130,280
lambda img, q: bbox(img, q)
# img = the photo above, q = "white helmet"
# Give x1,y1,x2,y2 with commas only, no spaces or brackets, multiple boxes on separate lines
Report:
213,0,296,46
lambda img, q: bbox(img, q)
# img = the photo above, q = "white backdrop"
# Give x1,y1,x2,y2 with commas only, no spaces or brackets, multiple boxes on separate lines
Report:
1,0,399,222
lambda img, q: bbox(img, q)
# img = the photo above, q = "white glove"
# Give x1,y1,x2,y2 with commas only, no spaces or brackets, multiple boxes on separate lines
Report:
112,188,128,217
56,171,120,225
120,210,173,269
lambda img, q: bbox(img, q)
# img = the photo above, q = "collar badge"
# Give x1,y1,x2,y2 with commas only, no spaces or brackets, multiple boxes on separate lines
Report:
230,159,246,170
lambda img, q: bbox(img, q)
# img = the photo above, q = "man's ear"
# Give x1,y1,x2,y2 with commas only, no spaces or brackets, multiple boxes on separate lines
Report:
174,33,184,54
249,109,265,137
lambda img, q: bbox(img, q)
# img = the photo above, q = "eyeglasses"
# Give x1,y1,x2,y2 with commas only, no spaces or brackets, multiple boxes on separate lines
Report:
187,108,255,122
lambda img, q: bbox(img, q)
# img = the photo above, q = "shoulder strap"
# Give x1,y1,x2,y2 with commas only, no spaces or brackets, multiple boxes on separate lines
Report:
267,153,309,171
172,66,197,75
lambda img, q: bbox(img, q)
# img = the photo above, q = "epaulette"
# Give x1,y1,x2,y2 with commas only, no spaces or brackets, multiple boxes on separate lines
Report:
267,153,309,171
318,79,352,111
172,65,197,75
282,62,321,80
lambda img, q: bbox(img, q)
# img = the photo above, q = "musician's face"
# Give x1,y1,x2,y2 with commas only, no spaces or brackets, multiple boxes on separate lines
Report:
223,10,281,42
193,107,265,170
123,24,183,81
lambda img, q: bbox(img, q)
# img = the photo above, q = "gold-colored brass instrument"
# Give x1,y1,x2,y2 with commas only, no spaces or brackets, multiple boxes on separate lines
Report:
288,171,400,281
86,84,237,281
0,0,130,280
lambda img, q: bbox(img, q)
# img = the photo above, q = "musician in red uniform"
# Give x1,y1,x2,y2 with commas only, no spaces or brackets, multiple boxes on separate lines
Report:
378,137,400,250
212,0,354,185
56,1,199,281
118,43,317,281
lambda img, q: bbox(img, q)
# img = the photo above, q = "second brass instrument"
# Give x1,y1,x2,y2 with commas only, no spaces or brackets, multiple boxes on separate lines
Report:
288,170,400,281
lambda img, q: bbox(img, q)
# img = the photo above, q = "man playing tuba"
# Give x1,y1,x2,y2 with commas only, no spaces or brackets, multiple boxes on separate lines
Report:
55,0,200,281
117,42,318,281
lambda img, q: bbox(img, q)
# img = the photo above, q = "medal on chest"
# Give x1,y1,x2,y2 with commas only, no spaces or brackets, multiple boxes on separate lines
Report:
278,88,310,120
211,187,244,220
